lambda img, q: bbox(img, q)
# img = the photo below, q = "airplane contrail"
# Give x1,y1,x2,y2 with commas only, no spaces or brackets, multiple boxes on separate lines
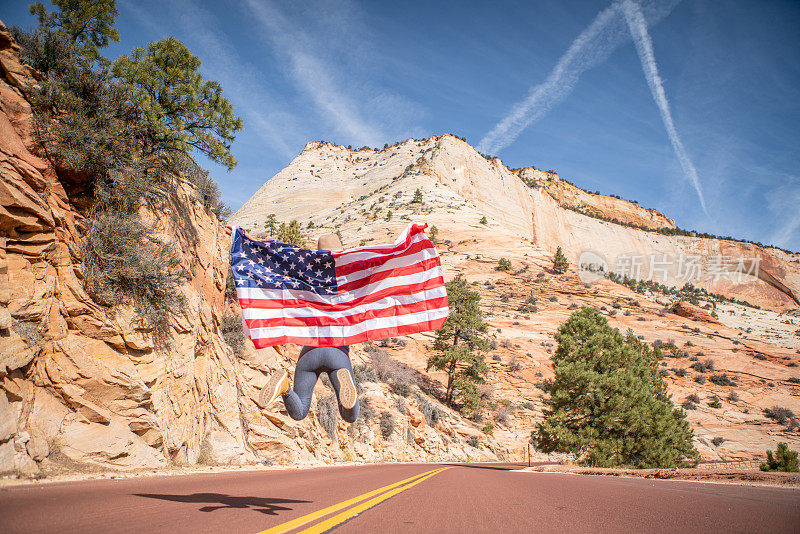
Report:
478,0,708,213
620,0,707,214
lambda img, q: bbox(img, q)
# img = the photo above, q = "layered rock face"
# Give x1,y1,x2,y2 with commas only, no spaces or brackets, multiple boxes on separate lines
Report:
233,134,800,461
0,24,503,475
235,135,800,311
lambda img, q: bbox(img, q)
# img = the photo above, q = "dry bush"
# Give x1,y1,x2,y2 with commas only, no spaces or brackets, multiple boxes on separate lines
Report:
221,313,244,357
316,394,338,440
371,349,417,396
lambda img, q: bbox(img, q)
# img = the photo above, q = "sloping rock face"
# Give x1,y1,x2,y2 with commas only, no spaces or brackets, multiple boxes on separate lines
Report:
233,134,800,462
0,24,502,475
517,166,677,230
235,135,800,311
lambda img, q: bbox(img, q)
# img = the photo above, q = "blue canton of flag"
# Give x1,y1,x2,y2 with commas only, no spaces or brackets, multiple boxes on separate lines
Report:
230,229,338,295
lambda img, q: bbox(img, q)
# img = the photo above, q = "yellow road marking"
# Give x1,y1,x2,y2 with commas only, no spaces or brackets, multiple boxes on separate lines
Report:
257,467,446,534
298,467,453,534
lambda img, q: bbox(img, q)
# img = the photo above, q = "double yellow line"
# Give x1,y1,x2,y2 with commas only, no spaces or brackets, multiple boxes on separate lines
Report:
258,467,452,534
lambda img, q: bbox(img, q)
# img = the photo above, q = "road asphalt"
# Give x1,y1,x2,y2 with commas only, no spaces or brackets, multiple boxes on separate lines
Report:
1,462,798,533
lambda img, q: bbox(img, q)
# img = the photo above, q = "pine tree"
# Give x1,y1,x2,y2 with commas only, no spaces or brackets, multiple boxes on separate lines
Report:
112,37,243,169
264,214,278,236
429,225,439,244
276,220,306,247
412,188,423,203
552,246,569,274
29,0,120,63
760,443,799,472
427,274,489,413
533,307,699,468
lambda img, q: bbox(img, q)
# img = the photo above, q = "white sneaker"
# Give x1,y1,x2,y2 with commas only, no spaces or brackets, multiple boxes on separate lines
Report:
259,369,289,407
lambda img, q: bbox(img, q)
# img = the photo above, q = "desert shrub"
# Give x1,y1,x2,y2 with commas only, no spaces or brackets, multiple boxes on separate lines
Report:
492,354,501,361
533,308,698,467
353,363,378,386
81,211,188,337
508,357,521,372
754,354,767,361
494,406,513,425
760,443,799,472
707,396,722,409
711,437,725,447
221,313,244,357
395,397,407,415
496,258,511,271
548,296,558,302
467,435,480,448
416,393,442,426
479,216,487,225
672,368,687,377
686,393,700,404
788,377,800,384
481,422,494,435
726,391,739,403
316,394,338,440
709,373,735,387
764,407,795,426
379,411,396,439
694,375,707,385
681,400,697,411
371,349,416,396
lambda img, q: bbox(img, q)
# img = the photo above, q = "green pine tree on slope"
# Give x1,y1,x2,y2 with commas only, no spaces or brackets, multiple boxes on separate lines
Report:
533,308,699,468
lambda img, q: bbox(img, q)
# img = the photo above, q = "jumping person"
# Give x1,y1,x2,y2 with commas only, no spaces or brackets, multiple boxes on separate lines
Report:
259,234,360,423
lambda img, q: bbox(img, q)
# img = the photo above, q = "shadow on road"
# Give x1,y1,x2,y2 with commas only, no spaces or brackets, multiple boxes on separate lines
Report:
133,492,310,515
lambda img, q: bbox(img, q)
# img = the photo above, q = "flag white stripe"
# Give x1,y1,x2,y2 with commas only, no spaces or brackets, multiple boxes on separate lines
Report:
248,306,450,340
336,246,439,285
241,286,447,320
236,264,444,304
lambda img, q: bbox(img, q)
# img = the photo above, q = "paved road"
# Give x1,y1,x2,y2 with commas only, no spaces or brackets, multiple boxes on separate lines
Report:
1,463,798,533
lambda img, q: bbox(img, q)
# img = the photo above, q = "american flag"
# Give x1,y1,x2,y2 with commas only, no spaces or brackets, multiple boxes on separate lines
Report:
230,223,449,348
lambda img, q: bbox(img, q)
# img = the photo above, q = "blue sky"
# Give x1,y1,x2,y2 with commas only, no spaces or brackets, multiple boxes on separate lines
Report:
4,0,799,251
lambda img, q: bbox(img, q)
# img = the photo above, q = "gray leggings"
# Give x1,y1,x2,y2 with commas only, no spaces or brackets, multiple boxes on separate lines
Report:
283,346,359,423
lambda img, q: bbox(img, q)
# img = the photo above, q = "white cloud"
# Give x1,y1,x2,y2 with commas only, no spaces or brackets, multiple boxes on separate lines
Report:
620,0,708,215
243,0,389,147
477,0,680,154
